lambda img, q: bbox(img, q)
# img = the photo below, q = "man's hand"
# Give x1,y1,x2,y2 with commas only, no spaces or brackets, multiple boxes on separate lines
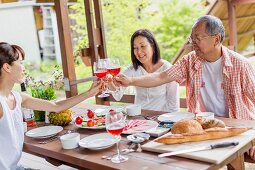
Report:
87,80,104,97
114,74,131,87
247,146,255,160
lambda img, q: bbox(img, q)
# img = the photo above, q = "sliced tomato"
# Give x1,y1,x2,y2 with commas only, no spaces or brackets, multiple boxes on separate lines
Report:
87,119,95,127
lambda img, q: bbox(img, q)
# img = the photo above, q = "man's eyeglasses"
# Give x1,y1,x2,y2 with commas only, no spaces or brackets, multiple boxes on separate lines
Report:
188,34,216,44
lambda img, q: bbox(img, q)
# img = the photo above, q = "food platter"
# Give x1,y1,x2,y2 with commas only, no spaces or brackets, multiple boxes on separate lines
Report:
122,120,158,134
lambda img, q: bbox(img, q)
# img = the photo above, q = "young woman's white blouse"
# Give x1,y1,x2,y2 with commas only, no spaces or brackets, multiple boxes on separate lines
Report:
112,60,179,112
0,91,24,170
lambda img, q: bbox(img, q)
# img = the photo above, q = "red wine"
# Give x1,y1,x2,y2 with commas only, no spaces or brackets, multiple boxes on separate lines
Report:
107,124,124,135
108,67,121,76
94,70,107,78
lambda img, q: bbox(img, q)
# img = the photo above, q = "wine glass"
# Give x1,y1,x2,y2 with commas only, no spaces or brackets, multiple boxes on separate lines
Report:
107,58,121,91
105,110,128,163
108,58,121,76
93,61,110,98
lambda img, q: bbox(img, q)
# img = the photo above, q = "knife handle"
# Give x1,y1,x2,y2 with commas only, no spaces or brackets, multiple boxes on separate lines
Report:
210,142,239,149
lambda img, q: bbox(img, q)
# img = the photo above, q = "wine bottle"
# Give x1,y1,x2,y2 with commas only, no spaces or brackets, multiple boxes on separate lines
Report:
21,83,36,127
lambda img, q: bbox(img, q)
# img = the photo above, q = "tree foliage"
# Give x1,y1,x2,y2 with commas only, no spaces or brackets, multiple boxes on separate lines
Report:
154,0,204,61
70,0,204,65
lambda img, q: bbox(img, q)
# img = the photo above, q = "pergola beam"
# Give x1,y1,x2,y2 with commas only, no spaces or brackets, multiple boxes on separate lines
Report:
83,0,109,105
54,0,108,101
225,29,255,39
227,0,238,50
237,29,255,38
222,14,255,22
54,0,78,97
231,0,255,5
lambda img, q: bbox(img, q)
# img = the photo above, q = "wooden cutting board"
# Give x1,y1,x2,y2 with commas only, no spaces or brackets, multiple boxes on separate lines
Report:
142,130,255,164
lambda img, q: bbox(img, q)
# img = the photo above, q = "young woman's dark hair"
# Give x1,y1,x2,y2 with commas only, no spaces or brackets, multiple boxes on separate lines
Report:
130,29,161,70
0,42,25,75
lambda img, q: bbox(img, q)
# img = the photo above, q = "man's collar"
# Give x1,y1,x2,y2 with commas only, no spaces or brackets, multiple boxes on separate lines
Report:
191,51,202,71
192,46,233,71
222,46,233,67
221,46,233,78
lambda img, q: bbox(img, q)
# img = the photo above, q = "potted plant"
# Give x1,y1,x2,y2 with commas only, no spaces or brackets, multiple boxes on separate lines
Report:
25,65,64,121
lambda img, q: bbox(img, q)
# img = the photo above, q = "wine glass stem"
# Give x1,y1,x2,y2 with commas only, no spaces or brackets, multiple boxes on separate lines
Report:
116,135,121,158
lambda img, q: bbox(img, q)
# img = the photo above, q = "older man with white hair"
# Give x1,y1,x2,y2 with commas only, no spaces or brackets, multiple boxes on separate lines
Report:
115,15,255,160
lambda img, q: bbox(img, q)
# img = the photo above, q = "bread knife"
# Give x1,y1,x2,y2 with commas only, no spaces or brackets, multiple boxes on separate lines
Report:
158,141,239,158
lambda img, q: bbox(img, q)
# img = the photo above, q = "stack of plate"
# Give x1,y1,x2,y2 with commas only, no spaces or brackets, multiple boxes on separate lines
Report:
79,133,119,150
25,126,63,139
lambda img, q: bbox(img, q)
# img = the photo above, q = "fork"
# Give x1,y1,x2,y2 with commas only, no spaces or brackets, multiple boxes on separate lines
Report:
144,115,159,121
38,136,59,144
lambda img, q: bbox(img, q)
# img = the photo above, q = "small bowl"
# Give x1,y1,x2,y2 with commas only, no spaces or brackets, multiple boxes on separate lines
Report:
126,104,141,116
60,133,80,149
127,134,145,143
196,112,214,121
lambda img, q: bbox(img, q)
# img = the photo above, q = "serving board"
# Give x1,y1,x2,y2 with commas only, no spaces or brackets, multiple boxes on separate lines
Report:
142,130,255,164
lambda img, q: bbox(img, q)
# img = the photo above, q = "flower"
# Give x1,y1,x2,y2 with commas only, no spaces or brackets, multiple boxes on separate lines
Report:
25,65,64,100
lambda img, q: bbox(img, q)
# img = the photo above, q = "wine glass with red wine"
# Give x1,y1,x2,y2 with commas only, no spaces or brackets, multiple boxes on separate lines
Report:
107,58,121,91
108,58,121,76
93,61,110,98
105,110,128,163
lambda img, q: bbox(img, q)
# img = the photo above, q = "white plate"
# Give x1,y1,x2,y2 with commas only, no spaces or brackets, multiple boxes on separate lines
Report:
94,108,107,117
158,112,194,122
31,134,56,139
127,134,145,143
79,133,118,150
26,126,63,138
94,107,125,116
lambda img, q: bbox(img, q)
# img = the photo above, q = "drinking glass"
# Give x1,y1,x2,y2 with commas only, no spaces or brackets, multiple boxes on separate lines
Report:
93,61,110,98
108,58,121,76
105,110,128,163
107,58,121,92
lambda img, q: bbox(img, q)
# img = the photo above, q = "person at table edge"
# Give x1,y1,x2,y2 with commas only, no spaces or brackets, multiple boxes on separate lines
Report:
0,42,103,170
115,15,255,160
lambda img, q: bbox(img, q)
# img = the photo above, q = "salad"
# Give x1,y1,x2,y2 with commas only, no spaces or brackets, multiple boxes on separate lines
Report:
75,109,106,128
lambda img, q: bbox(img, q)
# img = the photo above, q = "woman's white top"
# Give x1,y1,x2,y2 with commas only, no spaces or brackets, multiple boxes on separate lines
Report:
0,91,24,170
112,60,179,112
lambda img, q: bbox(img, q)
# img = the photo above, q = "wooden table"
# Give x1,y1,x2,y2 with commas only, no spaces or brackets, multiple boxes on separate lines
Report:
23,103,255,170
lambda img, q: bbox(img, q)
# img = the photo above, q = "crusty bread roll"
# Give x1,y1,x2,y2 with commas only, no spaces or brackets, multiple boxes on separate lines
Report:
171,119,204,134
202,119,225,129
155,127,249,144
196,116,205,125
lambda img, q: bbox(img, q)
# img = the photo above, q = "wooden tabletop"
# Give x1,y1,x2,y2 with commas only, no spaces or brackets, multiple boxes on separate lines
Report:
23,103,255,170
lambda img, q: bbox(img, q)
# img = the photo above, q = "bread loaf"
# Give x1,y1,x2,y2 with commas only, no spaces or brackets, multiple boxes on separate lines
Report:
155,127,249,144
171,119,204,134
202,119,225,129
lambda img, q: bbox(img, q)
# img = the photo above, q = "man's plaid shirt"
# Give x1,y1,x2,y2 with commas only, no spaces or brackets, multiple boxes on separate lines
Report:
166,46,255,120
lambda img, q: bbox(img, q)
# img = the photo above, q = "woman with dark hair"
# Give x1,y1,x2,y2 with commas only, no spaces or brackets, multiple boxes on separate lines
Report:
0,42,102,170
109,29,179,112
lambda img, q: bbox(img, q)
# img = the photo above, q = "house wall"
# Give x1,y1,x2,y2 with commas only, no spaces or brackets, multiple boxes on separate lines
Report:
0,1,41,64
